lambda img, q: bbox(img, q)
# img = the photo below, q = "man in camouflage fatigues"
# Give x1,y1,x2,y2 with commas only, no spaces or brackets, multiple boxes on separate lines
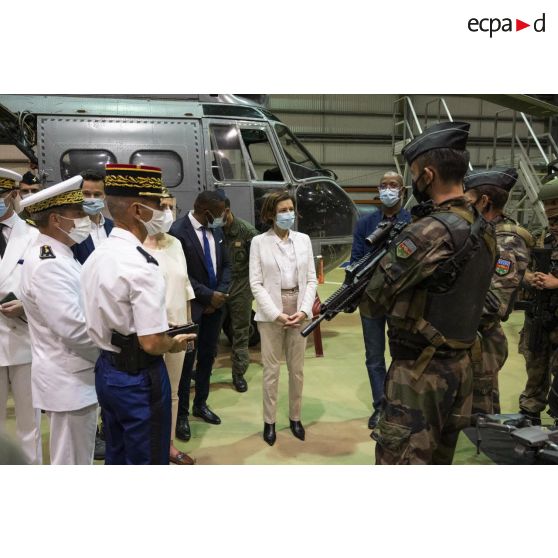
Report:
463,167,533,414
364,122,497,465
518,180,558,423
222,197,258,392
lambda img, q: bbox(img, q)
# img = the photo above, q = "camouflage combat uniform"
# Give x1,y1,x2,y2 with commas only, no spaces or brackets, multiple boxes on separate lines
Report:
222,215,258,378
518,233,558,415
473,215,533,414
365,197,497,465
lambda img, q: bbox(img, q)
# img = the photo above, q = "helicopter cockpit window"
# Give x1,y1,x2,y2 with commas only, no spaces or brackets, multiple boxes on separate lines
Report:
239,128,284,182
274,124,321,179
209,125,249,182
130,150,183,188
60,149,116,180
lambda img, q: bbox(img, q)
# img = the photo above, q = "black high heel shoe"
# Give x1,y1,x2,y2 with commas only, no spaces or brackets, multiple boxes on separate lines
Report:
289,420,305,441
263,423,276,446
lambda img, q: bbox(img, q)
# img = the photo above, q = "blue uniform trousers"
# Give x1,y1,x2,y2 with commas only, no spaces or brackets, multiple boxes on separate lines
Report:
95,351,171,465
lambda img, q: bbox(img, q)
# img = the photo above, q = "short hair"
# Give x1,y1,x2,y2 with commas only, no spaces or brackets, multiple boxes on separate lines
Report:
415,148,470,184
81,169,105,182
260,190,295,225
471,184,510,211
381,171,404,187
194,190,225,212
32,204,82,228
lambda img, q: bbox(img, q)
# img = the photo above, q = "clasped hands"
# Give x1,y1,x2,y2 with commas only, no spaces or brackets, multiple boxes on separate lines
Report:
275,311,307,329
532,272,558,290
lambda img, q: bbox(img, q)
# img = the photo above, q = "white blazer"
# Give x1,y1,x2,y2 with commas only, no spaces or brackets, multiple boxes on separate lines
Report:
20,234,98,412
250,229,317,322
0,215,38,366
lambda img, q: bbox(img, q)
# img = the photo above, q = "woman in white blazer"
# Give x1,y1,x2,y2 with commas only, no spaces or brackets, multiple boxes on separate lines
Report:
249,190,317,446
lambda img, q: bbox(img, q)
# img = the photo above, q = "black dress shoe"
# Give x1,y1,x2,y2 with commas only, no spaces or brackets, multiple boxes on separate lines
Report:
289,420,305,441
192,405,221,425
94,433,106,461
232,374,248,393
175,416,191,441
368,410,381,430
263,423,276,446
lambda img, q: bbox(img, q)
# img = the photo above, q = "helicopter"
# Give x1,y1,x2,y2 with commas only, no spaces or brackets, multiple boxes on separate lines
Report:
0,94,358,274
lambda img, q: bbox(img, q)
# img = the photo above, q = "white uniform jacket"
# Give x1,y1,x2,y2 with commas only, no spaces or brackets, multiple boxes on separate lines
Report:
20,234,98,412
249,229,317,322
0,214,38,366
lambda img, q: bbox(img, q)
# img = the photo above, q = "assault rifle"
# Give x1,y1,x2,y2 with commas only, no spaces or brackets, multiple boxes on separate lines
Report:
514,247,554,353
301,220,408,338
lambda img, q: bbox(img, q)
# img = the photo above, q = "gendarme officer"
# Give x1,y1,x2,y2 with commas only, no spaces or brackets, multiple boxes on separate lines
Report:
81,164,195,465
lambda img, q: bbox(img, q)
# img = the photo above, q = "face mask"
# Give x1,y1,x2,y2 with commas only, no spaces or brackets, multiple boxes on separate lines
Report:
411,170,431,204
207,210,225,229
276,210,296,230
379,188,400,208
138,203,174,235
56,215,92,245
83,198,105,215
0,196,11,218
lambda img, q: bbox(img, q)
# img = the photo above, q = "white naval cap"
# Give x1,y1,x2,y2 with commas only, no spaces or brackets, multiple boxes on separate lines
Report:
20,175,84,213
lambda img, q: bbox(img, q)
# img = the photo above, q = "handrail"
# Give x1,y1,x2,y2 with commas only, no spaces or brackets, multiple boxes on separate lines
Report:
520,112,549,165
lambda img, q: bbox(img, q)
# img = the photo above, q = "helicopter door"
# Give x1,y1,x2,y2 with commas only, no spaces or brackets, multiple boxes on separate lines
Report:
205,120,290,229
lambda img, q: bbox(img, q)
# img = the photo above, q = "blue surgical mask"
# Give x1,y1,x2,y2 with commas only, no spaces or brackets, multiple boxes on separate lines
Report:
379,188,400,208
83,198,105,215
207,210,225,229
0,197,8,218
276,210,295,230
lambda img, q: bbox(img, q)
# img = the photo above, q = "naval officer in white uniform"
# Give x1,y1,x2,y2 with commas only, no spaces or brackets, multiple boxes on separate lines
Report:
20,176,99,464
0,167,42,464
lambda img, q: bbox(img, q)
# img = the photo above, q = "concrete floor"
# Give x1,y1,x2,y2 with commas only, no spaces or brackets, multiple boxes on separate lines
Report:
1,268,539,465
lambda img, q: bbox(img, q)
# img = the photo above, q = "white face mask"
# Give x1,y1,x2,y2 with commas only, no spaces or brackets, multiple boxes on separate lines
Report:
138,203,174,235
56,215,92,245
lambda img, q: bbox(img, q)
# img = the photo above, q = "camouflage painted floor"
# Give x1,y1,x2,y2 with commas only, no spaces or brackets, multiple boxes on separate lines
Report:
2,268,535,465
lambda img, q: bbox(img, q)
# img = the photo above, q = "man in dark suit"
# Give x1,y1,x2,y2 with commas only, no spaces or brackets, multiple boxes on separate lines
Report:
170,191,231,441
71,170,113,264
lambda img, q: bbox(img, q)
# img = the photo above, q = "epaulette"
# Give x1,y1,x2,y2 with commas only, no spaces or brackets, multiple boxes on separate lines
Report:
25,219,37,228
495,222,535,248
39,245,55,259
136,246,159,265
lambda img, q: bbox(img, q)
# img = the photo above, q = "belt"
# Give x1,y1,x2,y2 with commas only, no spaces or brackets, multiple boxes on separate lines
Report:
281,287,299,294
389,341,466,361
101,349,160,375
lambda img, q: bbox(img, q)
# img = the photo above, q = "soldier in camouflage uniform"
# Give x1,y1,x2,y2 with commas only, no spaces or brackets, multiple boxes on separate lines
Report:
518,181,558,423
222,197,258,392
463,167,533,414
364,122,497,465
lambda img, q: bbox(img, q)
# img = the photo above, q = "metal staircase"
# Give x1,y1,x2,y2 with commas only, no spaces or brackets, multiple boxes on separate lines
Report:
391,96,558,233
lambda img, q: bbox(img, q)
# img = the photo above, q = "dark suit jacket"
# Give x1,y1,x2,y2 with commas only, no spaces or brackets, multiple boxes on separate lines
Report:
71,218,114,264
170,214,231,322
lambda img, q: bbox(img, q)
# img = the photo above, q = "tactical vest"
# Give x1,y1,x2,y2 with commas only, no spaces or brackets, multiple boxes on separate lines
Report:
390,206,497,376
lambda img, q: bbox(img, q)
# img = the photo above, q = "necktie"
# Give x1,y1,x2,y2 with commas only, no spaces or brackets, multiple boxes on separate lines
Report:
201,226,217,289
0,224,7,259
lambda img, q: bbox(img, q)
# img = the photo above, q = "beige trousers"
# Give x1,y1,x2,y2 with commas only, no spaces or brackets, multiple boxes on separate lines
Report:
164,351,185,441
258,290,308,424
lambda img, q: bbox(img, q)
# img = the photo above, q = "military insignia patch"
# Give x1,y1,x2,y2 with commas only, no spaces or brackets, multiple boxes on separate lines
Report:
495,258,511,276
39,245,55,259
396,238,417,259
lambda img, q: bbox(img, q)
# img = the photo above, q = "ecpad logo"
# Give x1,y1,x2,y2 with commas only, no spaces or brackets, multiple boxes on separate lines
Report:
468,13,546,37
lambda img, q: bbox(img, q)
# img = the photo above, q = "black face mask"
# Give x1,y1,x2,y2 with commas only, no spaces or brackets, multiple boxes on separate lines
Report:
411,169,431,204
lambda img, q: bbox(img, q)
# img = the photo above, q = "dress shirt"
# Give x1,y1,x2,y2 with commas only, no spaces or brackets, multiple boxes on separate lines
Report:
81,227,168,351
274,232,298,289
188,211,217,273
